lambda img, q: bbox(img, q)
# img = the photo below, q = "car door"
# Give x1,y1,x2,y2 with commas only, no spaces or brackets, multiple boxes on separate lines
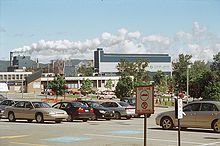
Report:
13,101,25,118
22,101,34,119
181,103,201,127
196,103,219,128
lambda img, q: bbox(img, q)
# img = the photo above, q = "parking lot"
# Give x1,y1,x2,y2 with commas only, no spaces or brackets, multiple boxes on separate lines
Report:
1,107,219,146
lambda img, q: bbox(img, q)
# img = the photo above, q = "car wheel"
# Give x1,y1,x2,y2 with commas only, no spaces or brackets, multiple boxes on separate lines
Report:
161,117,174,130
27,119,33,123
8,112,16,122
82,119,88,122
67,115,73,122
115,112,121,120
35,113,44,123
212,120,220,133
55,120,62,123
126,115,132,119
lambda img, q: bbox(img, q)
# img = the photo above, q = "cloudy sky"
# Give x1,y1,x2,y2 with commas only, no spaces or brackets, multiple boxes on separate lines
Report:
0,0,220,63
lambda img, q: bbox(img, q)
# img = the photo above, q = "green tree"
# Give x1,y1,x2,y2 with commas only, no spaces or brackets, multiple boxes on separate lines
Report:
48,75,66,98
117,59,149,87
115,76,133,99
203,82,220,100
189,60,210,98
153,70,165,86
105,79,113,91
210,52,220,82
80,79,92,95
76,65,94,76
172,54,192,93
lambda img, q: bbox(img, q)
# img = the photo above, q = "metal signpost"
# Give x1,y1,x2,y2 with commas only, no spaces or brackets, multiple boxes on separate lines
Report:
175,95,183,146
136,85,154,146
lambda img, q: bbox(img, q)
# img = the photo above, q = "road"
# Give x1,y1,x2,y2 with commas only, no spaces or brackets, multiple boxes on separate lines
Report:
0,107,219,146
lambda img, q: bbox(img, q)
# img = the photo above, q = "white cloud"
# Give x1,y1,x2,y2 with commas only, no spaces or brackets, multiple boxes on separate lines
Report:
12,22,220,63
142,35,170,45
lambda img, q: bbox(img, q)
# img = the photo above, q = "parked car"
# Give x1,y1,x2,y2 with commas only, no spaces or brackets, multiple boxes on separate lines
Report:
3,101,68,123
97,92,117,100
101,101,135,119
0,94,7,102
78,100,115,120
0,99,18,119
120,97,151,118
52,101,95,122
155,100,220,133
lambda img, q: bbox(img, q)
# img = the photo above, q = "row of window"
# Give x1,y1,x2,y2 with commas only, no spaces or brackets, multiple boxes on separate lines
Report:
0,74,28,81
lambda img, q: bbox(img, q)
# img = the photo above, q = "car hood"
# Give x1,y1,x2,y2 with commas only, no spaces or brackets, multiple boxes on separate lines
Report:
36,108,67,113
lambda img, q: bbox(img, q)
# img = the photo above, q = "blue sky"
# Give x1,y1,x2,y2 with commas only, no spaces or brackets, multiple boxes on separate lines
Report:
0,0,220,63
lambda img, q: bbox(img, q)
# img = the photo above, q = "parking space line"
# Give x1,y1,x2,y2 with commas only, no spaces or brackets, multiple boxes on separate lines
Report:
10,142,50,146
85,134,203,145
0,135,29,139
198,141,220,146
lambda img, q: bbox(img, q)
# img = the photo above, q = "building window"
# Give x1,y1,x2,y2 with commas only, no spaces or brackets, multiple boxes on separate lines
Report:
98,80,101,87
0,75,3,80
16,75,19,80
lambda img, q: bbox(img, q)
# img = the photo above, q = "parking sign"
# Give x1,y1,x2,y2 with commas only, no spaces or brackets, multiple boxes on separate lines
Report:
136,85,154,114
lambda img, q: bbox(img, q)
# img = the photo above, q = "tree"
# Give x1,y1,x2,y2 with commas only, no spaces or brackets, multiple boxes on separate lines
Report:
105,79,113,91
210,52,220,82
76,65,94,76
80,79,92,95
210,52,220,74
203,82,220,101
153,70,165,86
117,59,149,87
189,60,210,98
48,75,66,98
115,76,133,99
172,54,192,93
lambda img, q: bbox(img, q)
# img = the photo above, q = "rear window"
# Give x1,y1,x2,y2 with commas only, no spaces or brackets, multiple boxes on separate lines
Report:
32,102,51,108
71,102,88,108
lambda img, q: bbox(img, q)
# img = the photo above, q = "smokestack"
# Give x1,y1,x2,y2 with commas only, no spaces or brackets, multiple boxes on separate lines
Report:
10,52,13,66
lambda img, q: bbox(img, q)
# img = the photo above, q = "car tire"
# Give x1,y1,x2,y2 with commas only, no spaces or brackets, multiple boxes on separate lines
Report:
212,120,220,133
82,119,88,122
67,115,73,122
8,112,16,122
27,119,33,123
35,113,44,123
115,112,121,120
105,118,111,120
55,120,62,123
161,117,174,130
126,115,132,119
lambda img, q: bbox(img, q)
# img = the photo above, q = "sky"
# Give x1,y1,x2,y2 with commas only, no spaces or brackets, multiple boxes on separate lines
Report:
0,0,220,63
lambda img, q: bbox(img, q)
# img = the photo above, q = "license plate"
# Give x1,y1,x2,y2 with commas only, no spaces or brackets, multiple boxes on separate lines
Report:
85,110,89,112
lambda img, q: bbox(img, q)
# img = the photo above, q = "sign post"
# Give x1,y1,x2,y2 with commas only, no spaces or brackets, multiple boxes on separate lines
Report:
136,85,154,146
175,93,184,146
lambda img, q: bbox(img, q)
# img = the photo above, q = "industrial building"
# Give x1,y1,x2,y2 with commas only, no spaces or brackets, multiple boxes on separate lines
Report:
94,48,172,75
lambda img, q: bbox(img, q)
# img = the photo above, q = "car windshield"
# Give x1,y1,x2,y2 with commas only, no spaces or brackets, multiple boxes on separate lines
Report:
89,102,103,108
32,102,52,108
118,101,130,107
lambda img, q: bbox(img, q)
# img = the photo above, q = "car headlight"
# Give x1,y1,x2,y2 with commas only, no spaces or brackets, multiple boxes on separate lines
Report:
1,110,4,113
99,110,106,114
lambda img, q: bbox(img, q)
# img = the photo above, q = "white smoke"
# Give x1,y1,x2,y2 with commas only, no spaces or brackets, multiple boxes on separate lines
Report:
12,22,220,63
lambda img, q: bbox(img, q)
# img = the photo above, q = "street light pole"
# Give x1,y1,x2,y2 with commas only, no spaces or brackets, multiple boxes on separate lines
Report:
186,65,191,97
